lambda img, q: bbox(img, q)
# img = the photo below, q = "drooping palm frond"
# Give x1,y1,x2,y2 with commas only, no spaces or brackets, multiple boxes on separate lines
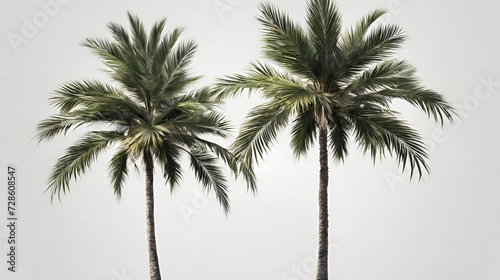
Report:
328,114,351,162
290,105,317,158
47,131,123,200
231,102,290,167
378,86,456,125
347,60,457,125
189,136,238,173
153,139,183,192
108,145,130,198
186,147,231,213
349,106,429,178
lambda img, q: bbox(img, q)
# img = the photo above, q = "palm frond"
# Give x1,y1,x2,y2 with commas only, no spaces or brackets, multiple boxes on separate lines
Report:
47,131,122,200
189,137,237,174
151,27,184,78
154,140,183,192
108,145,129,198
290,105,317,158
36,115,85,142
107,21,133,52
378,86,456,125
147,18,167,55
35,110,130,143
328,114,350,162
216,62,317,111
341,9,386,46
306,0,342,82
337,23,406,82
343,59,415,94
181,86,219,103
127,12,148,52
82,37,131,75
154,88,222,124
168,111,232,138
238,161,258,193
257,2,316,79
186,147,230,213
49,80,145,118
349,106,429,178
231,102,290,166
158,40,198,94
216,61,297,99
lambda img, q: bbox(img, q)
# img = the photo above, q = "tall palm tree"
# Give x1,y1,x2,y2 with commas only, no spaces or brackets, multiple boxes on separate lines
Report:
215,0,456,279
36,13,236,280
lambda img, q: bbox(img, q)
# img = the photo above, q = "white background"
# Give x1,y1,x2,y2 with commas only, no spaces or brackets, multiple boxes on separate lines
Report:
1,0,499,279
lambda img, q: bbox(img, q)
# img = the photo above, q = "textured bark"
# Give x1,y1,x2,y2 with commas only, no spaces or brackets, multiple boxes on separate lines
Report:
316,125,329,280
144,150,162,280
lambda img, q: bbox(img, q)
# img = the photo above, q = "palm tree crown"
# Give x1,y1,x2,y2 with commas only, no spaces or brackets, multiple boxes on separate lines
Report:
36,13,236,280
217,0,455,183
37,13,234,206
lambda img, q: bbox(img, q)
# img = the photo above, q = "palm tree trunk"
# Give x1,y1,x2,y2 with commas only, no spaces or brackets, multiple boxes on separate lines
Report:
316,125,329,280
144,149,162,280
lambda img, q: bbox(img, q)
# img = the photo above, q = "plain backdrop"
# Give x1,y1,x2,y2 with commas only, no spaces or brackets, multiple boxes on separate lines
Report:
1,0,499,279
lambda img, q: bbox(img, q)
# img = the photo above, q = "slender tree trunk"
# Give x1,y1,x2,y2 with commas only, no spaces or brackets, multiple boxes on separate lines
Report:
316,124,329,280
144,149,162,280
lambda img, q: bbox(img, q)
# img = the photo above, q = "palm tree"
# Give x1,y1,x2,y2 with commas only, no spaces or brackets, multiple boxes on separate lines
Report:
215,0,456,279
36,13,236,280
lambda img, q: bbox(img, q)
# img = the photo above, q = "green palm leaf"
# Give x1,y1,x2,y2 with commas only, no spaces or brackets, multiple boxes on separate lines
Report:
47,131,122,200
187,147,230,213
231,102,290,166
108,145,129,198
258,2,316,79
290,106,317,158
